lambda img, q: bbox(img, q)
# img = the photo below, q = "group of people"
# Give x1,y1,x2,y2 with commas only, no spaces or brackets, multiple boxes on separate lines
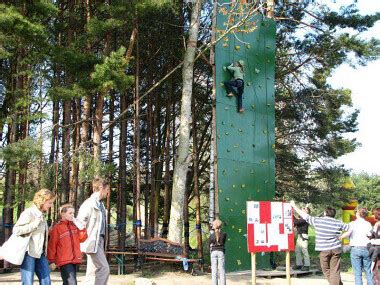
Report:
0,177,110,285
291,201,380,285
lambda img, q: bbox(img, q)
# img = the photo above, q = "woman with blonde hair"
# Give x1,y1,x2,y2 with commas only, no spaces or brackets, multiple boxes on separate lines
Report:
13,188,55,284
210,219,227,285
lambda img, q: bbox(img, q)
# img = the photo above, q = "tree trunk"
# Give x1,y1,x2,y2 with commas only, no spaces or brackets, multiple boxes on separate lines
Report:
191,96,204,269
168,0,201,243
147,90,156,238
78,95,91,205
161,79,173,238
209,0,218,223
118,92,127,249
93,93,104,175
70,98,81,208
133,23,142,242
61,99,71,203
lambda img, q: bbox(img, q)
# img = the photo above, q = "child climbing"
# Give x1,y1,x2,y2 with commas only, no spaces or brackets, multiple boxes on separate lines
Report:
210,219,227,285
47,204,86,285
223,60,245,113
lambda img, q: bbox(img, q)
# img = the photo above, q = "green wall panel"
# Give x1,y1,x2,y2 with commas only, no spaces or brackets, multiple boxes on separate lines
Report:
215,4,276,272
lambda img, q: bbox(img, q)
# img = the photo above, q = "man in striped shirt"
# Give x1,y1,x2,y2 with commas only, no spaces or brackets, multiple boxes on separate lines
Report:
291,201,349,285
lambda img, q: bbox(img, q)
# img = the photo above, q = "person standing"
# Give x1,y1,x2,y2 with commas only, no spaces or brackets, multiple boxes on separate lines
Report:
77,177,110,285
369,208,380,285
290,201,349,285
293,206,311,271
339,207,373,285
48,204,84,285
210,219,227,285
14,189,56,284
223,60,245,113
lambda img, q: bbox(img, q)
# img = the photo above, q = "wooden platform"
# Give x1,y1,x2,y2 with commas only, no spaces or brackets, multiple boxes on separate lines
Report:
227,268,321,279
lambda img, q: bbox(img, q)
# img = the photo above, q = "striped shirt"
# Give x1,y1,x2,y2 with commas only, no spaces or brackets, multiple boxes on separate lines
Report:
302,214,349,251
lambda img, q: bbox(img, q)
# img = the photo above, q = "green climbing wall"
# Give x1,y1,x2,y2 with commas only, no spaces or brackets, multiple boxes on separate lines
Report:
215,4,276,272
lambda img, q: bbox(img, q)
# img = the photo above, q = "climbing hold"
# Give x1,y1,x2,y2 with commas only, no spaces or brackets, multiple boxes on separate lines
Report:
217,135,220,140
235,45,241,51
255,68,260,74
232,225,235,229
230,208,234,212
222,170,227,175
225,197,230,201
267,103,271,107
258,85,262,89
219,189,222,193
245,44,251,49
224,106,229,110
238,128,243,132
222,42,228,48
241,150,244,154
266,45,271,49
247,82,252,86
252,144,255,148
234,168,238,172
225,132,229,135
226,149,230,152
241,184,246,188
237,260,242,266
222,121,225,125
233,144,239,148
272,144,275,149
242,210,246,214
251,104,255,109
220,82,224,87
238,228,242,233
250,169,254,174
267,59,271,63
230,123,234,127
232,184,236,188
261,159,267,163
263,130,268,134
265,180,269,184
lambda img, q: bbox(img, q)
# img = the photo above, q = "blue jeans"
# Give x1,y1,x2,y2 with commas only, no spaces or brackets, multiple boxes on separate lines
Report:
21,252,51,285
211,250,225,285
351,247,373,285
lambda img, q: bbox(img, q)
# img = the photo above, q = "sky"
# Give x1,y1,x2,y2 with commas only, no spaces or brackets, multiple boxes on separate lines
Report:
326,0,380,175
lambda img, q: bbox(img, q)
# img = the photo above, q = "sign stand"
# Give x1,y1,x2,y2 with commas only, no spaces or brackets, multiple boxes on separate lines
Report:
250,252,292,285
251,253,256,285
286,251,291,285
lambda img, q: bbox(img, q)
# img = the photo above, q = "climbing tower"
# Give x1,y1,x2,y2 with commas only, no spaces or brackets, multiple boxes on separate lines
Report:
215,3,276,271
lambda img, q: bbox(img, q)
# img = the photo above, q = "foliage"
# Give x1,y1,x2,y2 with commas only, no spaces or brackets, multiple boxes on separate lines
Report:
91,47,134,92
351,173,380,211
0,137,42,170
274,1,380,204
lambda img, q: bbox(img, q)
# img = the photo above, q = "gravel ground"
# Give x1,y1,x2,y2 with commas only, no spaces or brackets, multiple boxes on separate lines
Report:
0,270,377,285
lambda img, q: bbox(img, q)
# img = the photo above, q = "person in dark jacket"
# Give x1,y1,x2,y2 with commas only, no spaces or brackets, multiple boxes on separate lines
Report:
223,60,245,113
210,219,227,285
293,206,311,271
48,204,85,285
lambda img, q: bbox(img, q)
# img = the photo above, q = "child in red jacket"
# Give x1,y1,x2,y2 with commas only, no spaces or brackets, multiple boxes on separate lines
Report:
48,204,85,285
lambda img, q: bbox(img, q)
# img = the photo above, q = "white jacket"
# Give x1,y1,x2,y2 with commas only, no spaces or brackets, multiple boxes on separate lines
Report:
77,192,106,253
12,205,48,258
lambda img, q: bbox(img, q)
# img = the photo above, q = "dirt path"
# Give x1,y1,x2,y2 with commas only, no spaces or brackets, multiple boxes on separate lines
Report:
0,270,373,285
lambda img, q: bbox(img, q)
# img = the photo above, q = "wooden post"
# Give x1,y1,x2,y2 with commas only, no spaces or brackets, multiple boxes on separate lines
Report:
251,253,256,285
286,251,291,285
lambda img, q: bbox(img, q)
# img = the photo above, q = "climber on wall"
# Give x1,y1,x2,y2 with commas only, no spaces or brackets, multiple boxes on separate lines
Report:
223,60,245,113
